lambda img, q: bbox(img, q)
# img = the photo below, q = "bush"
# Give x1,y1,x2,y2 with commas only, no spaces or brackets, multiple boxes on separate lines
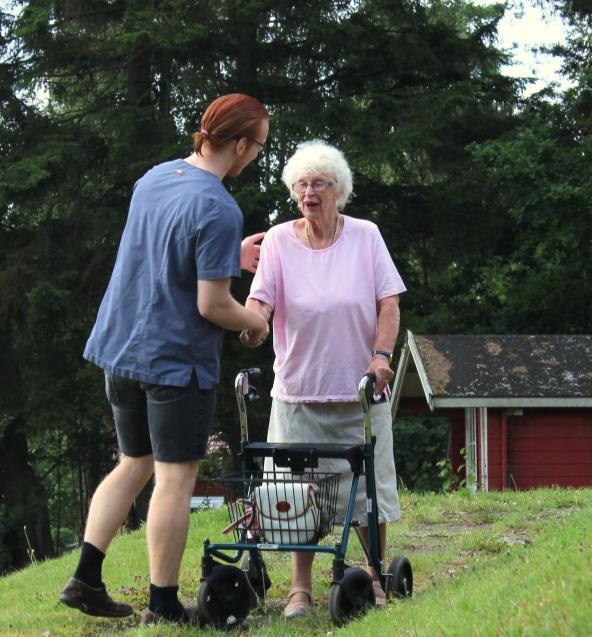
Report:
393,415,450,492
52,527,78,553
198,434,233,479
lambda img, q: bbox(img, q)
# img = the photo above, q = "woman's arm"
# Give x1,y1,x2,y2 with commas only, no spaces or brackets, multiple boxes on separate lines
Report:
366,294,400,394
239,298,273,347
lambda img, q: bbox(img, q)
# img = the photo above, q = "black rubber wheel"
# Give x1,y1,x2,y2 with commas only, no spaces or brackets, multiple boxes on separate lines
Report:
240,552,272,602
197,579,243,630
385,556,413,600
328,567,375,627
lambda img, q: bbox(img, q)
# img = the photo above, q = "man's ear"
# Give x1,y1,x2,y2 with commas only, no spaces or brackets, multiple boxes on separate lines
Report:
235,137,247,156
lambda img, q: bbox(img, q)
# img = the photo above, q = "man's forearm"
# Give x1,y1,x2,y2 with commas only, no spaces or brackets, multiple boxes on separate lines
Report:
202,296,266,331
197,279,266,332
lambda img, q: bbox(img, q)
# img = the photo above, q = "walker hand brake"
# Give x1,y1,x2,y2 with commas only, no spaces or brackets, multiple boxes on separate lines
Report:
240,368,261,400
236,369,261,443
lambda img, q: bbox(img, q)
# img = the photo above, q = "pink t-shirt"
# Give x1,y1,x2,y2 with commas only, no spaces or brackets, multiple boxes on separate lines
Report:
248,215,406,402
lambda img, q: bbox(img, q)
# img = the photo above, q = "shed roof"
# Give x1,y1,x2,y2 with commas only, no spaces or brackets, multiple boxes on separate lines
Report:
392,332,592,411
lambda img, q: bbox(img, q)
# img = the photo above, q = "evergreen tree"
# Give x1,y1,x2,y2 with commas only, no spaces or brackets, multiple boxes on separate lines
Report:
466,0,592,333
0,0,542,568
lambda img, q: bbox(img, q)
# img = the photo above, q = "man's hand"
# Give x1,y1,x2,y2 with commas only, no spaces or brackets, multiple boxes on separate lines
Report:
365,355,394,397
241,232,265,273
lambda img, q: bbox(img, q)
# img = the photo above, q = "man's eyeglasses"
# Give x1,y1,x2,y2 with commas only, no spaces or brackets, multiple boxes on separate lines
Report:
292,179,334,194
249,138,265,153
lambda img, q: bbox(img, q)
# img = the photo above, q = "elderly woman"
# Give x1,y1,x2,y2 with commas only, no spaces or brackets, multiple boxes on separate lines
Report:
241,141,406,618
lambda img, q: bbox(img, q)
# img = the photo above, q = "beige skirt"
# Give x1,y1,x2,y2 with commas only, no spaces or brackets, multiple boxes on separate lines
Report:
265,399,401,526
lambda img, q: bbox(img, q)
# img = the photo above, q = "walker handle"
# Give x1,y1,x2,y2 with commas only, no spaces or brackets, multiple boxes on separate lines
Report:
359,372,377,402
358,373,377,443
235,368,261,443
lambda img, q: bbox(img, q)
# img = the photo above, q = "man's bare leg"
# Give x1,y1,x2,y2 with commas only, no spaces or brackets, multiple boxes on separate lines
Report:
84,454,155,551
60,454,154,617
147,460,199,586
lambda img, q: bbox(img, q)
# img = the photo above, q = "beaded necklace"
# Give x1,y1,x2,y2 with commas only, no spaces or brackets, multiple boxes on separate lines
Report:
305,215,340,250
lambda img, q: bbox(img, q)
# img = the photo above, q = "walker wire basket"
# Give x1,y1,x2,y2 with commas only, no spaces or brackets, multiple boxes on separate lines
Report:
216,471,341,545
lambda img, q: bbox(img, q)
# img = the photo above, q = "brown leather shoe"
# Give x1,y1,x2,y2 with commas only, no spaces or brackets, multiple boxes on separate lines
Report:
59,577,133,617
140,605,200,626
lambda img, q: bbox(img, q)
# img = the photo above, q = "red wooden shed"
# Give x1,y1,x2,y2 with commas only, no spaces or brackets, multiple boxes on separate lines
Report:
391,332,592,491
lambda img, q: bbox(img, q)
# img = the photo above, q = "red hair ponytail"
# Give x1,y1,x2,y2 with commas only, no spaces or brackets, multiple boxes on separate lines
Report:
193,94,269,156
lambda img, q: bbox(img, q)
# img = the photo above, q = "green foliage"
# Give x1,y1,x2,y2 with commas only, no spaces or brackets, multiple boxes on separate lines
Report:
469,99,592,332
197,434,233,479
393,414,450,492
1,0,591,572
436,445,468,493
0,503,6,570
436,456,460,492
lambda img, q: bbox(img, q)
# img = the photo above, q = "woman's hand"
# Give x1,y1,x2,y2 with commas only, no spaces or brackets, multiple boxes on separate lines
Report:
241,232,265,273
240,323,269,348
366,355,394,396
241,298,272,347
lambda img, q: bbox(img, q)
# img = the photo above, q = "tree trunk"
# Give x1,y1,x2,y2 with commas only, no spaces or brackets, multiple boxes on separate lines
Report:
127,46,152,108
0,417,54,570
0,325,54,571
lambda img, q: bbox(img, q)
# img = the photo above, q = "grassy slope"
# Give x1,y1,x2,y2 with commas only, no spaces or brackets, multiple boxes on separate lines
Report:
1,488,591,637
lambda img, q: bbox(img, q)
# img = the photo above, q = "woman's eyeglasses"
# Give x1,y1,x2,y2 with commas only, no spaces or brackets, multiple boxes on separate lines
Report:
292,179,334,194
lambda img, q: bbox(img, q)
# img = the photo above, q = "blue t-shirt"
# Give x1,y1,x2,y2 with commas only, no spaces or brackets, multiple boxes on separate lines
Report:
84,159,243,388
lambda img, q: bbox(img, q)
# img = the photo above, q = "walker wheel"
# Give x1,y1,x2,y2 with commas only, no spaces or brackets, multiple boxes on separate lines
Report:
240,552,272,603
328,567,375,627
197,565,250,629
385,556,413,600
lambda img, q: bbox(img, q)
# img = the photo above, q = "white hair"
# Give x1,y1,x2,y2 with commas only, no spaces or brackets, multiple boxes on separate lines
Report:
281,140,353,210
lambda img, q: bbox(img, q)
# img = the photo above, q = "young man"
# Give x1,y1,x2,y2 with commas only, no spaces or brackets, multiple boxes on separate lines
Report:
59,94,269,624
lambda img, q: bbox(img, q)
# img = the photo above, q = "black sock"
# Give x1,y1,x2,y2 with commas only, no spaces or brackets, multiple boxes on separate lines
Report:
73,542,105,588
148,583,185,620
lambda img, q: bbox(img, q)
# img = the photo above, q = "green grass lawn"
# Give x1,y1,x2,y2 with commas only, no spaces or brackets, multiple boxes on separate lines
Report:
1,488,591,637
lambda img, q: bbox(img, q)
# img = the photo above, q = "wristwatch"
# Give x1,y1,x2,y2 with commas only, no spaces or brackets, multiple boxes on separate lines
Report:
372,349,392,362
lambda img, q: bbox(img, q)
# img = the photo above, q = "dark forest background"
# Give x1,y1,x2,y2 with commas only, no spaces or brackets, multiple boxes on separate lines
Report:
1,0,590,572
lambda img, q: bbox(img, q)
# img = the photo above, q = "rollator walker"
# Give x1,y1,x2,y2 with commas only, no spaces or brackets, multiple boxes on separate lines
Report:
197,369,413,629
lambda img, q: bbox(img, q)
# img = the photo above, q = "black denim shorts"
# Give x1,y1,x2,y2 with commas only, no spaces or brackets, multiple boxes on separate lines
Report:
104,371,216,462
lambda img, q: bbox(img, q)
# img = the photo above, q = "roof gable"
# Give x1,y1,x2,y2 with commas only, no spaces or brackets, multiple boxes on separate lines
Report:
391,332,592,413
413,334,592,399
